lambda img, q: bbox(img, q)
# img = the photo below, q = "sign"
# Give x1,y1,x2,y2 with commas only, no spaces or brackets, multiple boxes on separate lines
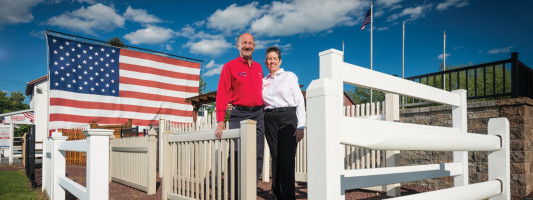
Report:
0,125,11,149
1,111,34,124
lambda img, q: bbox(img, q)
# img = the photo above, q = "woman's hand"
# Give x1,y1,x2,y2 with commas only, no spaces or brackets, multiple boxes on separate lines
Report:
294,129,304,142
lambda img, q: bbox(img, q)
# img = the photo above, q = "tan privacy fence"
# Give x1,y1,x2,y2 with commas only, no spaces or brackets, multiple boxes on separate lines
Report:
109,129,158,194
162,120,257,200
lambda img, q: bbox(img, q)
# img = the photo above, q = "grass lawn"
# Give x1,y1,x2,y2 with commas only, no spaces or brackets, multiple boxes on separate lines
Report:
0,169,47,200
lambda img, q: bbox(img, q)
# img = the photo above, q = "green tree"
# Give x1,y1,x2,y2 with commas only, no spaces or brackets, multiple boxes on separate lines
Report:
199,76,207,94
0,91,31,137
347,87,385,104
109,37,125,48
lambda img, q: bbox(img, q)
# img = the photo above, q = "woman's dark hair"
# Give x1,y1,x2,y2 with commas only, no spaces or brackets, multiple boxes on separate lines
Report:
266,46,281,60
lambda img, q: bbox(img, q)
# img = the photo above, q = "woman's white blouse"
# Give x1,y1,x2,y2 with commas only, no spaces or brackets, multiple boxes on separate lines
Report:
262,68,306,129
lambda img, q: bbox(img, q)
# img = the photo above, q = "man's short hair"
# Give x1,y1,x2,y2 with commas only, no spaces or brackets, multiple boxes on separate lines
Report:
266,46,281,60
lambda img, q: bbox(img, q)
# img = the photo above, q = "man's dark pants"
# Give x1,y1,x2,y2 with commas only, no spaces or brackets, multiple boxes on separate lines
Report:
227,108,265,194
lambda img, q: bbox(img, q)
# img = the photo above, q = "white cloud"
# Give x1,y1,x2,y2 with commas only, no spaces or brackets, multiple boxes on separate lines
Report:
377,26,389,31
255,39,280,50
374,9,385,18
437,53,450,59
388,4,432,22
207,2,265,32
376,0,402,8
185,38,232,57
123,6,162,24
488,46,513,54
390,4,402,10
436,0,469,11
203,60,224,76
124,25,175,45
29,30,45,38
47,3,124,34
0,0,43,25
251,0,366,37
165,44,172,51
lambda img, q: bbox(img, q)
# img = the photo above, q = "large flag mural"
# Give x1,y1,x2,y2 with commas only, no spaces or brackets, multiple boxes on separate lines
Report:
46,34,201,129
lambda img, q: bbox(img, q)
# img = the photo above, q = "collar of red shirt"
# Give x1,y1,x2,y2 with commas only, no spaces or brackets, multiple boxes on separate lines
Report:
237,55,254,66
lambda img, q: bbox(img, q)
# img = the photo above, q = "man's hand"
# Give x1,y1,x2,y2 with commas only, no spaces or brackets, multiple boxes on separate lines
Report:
294,129,304,142
215,121,225,139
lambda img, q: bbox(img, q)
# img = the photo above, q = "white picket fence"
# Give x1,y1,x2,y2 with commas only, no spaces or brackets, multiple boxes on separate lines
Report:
161,120,257,200
45,129,114,200
307,49,510,199
109,129,157,194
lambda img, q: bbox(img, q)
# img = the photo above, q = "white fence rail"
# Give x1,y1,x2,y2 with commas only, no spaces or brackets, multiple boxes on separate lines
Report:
306,49,510,199
109,129,157,194
162,119,257,200
47,129,113,200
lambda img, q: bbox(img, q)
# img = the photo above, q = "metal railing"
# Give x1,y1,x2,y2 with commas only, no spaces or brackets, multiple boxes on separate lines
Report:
403,52,532,106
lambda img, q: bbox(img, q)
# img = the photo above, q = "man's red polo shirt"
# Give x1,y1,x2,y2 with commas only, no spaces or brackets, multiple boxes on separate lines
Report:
215,56,264,122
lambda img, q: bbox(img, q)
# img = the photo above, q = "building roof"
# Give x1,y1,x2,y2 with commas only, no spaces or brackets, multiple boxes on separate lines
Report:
185,91,217,107
25,75,48,96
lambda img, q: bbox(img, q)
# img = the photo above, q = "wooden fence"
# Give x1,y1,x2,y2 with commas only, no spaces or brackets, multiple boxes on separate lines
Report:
61,128,87,165
110,129,157,194
162,120,257,200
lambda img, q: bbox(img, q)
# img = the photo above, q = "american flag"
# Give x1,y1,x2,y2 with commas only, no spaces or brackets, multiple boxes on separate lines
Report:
361,9,371,30
47,34,201,129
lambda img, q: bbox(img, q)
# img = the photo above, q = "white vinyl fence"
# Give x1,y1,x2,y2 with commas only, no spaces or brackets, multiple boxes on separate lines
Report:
109,129,157,194
161,120,257,200
46,129,114,200
307,49,510,199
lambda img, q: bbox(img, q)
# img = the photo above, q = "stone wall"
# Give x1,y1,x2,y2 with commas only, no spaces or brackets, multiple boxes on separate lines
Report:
399,97,533,199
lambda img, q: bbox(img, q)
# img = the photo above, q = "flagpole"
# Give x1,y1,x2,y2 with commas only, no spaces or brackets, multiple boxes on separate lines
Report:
443,31,446,89
402,21,405,105
370,1,373,103
342,41,345,61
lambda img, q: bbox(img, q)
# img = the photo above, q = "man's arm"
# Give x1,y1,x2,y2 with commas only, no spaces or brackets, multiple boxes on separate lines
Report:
215,64,231,138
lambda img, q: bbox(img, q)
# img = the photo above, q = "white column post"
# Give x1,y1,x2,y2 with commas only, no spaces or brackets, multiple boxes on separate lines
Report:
83,129,113,200
159,116,165,178
384,93,401,196
51,134,68,200
488,118,510,200
262,137,270,182
452,89,468,187
162,131,172,200
308,48,344,200
239,119,257,200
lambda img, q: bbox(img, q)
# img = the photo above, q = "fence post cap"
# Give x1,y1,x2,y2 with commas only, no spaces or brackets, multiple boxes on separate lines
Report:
51,135,68,140
240,119,257,125
83,129,114,137
148,128,157,136
319,49,343,57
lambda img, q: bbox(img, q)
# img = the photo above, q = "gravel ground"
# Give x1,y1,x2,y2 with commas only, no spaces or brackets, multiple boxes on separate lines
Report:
19,164,430,200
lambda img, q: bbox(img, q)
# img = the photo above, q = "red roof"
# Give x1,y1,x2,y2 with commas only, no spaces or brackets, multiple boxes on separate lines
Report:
25,75,48,96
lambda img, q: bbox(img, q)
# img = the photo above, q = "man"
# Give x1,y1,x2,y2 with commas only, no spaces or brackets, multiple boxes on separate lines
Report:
215,33,265,181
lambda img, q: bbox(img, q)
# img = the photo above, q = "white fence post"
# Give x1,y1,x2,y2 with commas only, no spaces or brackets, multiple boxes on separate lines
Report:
84,129,114,200
384,93,401,196
488,118,510,200
147,129,158,194
452,89,468,187
262,137,270,182
307,78,343,200
159,116,165,179
239,120,257,200
51,134,68,200
162,131,172,200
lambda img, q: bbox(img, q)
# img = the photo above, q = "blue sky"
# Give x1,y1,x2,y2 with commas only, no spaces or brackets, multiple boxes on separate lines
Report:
1,0,532,103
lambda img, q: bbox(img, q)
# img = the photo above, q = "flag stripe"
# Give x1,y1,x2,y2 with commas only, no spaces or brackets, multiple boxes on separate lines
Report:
119,55,200,75
120,49,201,69
120,84,196,100
50,114,161,126
120,63,199,81
119,91,187,103
50,90,193,110
50,98,192,116
50,106,192,121
120,69,199,87
120,77,198,93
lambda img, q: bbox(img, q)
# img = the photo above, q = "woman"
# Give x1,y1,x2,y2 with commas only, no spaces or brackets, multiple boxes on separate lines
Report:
262,46,306,200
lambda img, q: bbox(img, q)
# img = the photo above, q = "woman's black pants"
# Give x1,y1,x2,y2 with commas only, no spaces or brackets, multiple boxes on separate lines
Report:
264,110,298,200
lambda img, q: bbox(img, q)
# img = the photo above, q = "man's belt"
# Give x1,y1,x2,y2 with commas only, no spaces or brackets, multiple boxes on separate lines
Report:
233,105,264,112
264,107,296,113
